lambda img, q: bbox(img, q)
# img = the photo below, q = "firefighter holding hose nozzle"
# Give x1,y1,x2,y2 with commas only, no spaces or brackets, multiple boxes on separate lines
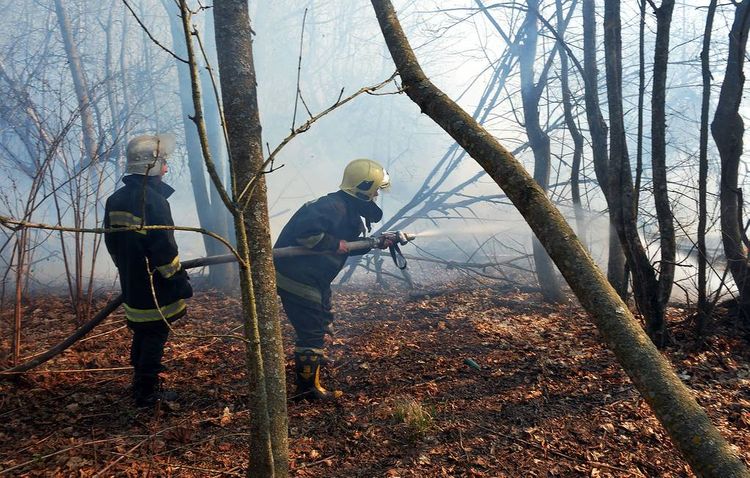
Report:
274,159,394,401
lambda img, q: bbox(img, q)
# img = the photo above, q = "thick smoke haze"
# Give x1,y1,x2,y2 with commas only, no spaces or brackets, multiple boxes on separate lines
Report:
0,0,743,303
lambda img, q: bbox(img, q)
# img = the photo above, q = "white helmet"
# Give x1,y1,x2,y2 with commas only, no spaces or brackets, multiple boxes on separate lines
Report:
339,158,390,201
125,134,176,176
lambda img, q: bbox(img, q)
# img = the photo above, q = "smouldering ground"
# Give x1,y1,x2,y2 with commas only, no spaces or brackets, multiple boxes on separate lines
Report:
1,283,749,477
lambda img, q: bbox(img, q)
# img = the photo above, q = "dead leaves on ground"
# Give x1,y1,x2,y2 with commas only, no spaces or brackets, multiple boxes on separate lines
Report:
1,284,750,476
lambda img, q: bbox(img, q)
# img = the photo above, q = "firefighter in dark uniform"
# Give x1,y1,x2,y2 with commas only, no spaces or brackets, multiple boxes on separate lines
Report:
275,159,393,400
104,134,193,407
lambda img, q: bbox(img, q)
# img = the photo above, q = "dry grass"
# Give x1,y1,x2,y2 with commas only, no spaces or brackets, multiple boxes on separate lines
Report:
391,395,433,437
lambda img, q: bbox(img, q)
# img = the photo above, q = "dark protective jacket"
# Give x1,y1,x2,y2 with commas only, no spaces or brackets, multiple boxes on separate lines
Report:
104,175,192,323
274,190,382,304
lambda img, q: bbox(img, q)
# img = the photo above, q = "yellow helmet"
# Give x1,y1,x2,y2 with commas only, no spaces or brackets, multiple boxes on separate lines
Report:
339,159,390,201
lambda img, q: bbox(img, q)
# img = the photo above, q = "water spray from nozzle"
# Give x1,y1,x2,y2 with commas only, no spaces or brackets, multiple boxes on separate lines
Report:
413,222,526,239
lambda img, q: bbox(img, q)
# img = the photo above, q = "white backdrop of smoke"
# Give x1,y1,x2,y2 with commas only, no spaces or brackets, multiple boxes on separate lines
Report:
399,209,735,304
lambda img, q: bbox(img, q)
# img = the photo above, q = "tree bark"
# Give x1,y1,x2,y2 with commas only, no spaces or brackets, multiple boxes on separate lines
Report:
581,0,627,298
181,1,275,475
697,0,718,333
213,2,289,477
604,0,668,346
370,1,750,475
651,0,676,323
712,0,750,321
519,0,564,303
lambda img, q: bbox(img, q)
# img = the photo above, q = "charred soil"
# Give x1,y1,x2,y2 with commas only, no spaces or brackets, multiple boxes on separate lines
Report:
1,284,749,477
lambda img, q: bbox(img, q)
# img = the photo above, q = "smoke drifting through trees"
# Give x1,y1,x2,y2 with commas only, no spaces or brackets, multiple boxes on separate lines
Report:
0,0,745,355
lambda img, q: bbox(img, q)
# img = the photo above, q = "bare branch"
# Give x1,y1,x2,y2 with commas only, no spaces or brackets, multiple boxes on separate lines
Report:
291,8,308,131
0,214,244,266
236,72,399,206
122,0,188,64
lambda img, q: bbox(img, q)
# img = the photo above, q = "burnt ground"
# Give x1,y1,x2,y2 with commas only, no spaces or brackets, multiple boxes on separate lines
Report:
1,283,749,477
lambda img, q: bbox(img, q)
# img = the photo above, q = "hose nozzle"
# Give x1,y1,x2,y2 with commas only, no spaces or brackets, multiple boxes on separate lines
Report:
382,230,417,246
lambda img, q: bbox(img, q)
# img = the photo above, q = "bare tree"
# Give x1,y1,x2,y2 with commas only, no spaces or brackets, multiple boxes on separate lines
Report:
650,0,677,336
581,0,627,298
604,0,669,346
519,0,564,302
712,0,750,320
370,1,750,475
555,0,586,242
162,0,233,289
697,0,719,333
53,0,98,166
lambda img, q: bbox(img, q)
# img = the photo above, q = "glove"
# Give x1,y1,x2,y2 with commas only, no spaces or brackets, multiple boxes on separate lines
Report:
376,234,396,250
173,268,194,299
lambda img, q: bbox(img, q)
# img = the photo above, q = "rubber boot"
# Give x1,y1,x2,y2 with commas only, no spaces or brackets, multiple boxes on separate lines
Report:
134,375,178,408
294,349,342,401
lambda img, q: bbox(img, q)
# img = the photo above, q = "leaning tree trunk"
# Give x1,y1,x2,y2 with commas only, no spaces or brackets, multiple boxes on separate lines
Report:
651,0,676,324
370,1,749,476
697,0,718,333
581,0,627,298
213,2,289,477
519,0,564,303
603,0,668,346
712,0,750,321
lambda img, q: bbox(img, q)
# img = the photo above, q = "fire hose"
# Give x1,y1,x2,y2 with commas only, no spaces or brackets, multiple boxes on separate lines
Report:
0,231,415,376
273,230,415,269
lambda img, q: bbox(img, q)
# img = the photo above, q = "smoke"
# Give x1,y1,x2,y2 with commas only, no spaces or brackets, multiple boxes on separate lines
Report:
414,221,526,239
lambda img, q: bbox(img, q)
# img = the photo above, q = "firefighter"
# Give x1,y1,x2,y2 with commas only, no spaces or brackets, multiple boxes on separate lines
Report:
274,158,394,401
104,134,193,408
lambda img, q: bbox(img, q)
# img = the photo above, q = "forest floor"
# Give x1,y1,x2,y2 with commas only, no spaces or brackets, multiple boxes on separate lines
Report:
1,281,750,477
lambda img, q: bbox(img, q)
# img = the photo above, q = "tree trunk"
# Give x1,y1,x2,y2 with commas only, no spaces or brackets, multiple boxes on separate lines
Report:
651,0,676,322
370,1,749,475
213,2,289,477
556,0,586,244
179,1,275,475
53,0,97,166
712,0,750,321
519,0,564,303
604,0,668,346
634,0,646,215
163,0,228,287
581,0,627,298
697,0,718,334
200,11,234,290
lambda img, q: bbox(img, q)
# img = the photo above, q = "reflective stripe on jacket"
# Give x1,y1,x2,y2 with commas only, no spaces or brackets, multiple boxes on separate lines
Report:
104,175,192,323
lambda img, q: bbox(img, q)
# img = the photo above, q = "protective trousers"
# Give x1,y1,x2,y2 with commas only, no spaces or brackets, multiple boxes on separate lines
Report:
129,321,170,380
279,288,333,349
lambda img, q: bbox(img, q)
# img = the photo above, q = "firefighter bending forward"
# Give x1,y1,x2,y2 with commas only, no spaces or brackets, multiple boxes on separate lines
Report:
104,134,193,408
274,159,393,401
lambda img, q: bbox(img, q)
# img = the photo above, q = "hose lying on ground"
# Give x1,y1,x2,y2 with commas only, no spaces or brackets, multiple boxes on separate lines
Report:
1,237,412,377
0,254,238,377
